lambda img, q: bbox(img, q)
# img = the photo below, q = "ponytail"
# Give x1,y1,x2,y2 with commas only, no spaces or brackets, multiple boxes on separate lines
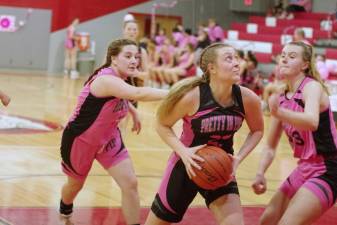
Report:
157,42,233,120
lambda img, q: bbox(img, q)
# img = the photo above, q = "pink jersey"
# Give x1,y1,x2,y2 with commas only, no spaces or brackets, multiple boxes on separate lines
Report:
172,32,184,46
156,45,175,65
178,35,198,49
180,83,245,152
65,26,76,49
279,77,337,160
67,67,129,146
177,51,192,68
155,35,166,45
208,25,224,42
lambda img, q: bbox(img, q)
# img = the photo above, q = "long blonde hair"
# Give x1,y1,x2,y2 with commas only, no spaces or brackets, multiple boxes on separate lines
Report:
157,43,232,120
287,41,329,94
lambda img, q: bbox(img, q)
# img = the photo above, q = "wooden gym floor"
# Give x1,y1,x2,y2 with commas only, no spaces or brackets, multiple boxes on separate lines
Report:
0,73,305,224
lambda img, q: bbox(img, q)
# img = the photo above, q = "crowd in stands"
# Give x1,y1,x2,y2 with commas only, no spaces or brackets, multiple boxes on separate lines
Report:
270,0,312,19
134,0,337,116
139,18,225,89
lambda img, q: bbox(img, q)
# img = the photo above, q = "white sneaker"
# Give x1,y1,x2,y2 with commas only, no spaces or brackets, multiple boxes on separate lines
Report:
70,70,79,79
59,213,74,225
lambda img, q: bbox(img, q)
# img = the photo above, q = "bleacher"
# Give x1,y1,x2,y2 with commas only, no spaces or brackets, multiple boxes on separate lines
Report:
224,12,336,64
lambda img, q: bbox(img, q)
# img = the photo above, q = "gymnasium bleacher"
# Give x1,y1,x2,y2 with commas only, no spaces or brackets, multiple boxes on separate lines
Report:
224,12,337,66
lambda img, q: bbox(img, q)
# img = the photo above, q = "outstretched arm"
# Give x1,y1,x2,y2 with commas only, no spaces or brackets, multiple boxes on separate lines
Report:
90,75,168,101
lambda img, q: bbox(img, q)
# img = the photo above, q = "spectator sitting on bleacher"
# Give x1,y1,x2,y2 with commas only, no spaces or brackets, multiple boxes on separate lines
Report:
172,24,185,48
315,54,330,81
279,0,312,19
240,51,263,96
181,28,198,49
293,28,311,45
161,43,196,85
207,18,224,43
196,25,211,50
269,0,285,18
155,28,166,46
149,38,175,88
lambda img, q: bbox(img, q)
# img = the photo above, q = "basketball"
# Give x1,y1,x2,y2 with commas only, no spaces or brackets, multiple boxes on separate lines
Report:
192,145,233,190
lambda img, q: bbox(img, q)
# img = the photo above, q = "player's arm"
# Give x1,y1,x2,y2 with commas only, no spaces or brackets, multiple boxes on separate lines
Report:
156,87,204,178
236,87,264,165
128,102,141,134
90,75,168,101
257,117,282,175
271,81,322,130
252,116,283,194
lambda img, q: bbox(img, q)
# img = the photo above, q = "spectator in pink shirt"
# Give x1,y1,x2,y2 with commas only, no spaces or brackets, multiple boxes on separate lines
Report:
316,54,329,81
155,28,166,46
207,18,224,43
293,28,311,45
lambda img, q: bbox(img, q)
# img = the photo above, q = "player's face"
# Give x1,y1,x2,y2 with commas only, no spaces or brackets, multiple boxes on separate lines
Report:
212,47,241,83
279,44,308,79
114,45,139,78
123,22,139,41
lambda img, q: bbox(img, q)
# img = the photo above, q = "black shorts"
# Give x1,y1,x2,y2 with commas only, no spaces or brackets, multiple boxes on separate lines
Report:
150,158,239,223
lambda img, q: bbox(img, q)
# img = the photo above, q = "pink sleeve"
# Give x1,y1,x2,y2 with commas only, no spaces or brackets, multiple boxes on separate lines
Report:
172,32,184,45
189,36,198,47
214,26,224,40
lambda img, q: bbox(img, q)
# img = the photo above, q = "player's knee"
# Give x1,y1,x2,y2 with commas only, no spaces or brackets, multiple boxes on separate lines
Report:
67,180,84,191
259,207,280,225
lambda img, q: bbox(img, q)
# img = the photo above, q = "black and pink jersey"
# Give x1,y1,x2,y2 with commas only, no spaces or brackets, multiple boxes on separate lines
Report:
279,77,337,159
65,67,129,146
180,83,245,154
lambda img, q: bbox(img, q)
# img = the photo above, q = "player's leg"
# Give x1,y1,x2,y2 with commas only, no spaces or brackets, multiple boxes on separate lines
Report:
107,158,140,225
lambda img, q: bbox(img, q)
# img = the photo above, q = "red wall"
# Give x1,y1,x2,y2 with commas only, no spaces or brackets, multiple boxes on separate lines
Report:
0,0,149,31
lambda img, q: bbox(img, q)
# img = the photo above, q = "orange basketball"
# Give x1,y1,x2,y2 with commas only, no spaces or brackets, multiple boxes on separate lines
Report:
192,145,233,190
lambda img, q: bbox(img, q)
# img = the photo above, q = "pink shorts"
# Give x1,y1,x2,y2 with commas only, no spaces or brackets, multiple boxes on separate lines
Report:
65,39,75,49
61,131,129,181
280,158,337,211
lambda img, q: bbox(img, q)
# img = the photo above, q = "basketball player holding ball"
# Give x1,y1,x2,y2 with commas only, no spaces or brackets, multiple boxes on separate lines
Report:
144,43,264,225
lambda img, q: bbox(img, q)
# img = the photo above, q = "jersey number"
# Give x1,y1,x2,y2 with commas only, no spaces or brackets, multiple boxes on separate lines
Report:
288,131,304,146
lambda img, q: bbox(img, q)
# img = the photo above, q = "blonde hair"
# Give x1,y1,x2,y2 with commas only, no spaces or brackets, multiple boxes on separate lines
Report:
157,43,233,120
287,41,329,94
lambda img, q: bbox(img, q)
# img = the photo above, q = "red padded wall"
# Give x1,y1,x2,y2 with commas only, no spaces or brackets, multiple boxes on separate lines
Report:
0,0,149,31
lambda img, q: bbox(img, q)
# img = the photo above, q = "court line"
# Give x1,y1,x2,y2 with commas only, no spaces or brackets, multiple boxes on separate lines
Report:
0,145,292,154
0,145,293,156
0,173,283,183
0,217,13,225
0,145,170,152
